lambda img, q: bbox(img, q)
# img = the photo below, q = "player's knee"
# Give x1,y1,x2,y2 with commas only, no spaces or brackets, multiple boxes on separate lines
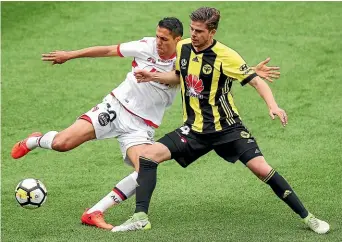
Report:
139,148,163,163
247,157,272,180
51,134,75,152
139,149,156,161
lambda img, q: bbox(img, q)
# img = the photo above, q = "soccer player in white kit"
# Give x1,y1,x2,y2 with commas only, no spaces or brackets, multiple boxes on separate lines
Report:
11,17,280,230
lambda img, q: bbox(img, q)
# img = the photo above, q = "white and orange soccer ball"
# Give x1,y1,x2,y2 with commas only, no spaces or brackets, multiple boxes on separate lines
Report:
15,178,47,209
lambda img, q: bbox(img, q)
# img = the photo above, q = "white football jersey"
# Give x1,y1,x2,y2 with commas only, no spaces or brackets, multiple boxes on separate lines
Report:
112,37,179,128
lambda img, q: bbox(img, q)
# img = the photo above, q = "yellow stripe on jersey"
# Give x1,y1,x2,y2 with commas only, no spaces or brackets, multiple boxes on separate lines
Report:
180,74,188,122
187,52,203,132
212,42,256,84
209,58,222,131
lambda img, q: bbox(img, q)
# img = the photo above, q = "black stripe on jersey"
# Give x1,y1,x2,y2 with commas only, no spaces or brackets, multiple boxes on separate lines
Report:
179,43,195,126
199,50,217,132
241,73,258,86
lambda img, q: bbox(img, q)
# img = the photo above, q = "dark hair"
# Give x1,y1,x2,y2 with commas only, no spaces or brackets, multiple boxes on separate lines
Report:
158,17,183,38
190,7,220,31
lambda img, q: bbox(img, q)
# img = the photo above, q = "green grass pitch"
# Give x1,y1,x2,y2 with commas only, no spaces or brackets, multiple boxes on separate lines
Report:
1,2,342,241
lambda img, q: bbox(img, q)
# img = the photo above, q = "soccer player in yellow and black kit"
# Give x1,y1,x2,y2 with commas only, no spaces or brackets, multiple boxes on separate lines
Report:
112,7,330,234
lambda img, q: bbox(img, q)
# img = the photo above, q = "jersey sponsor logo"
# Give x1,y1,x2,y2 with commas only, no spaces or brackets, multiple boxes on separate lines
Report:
185,74,204,99
147,57,156,64
239,64,252,75
158,58,173,63
98,112,110,126
202,64,213,75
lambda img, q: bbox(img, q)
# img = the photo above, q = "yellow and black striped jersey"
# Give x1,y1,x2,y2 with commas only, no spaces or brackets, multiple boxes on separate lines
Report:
175,38,257,134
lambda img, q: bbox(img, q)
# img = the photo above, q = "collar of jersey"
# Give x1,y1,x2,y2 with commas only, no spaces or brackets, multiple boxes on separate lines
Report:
191,39,217,55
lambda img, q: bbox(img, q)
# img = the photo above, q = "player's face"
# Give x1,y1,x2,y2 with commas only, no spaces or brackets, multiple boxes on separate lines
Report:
190,21,216,50
156,26,180,59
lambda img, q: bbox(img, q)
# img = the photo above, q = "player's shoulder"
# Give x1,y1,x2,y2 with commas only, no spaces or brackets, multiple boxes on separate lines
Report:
179,38,192,45
177,38,192,48
139,37,156,46
133,37,156,54
140,37,156,42
213,40,239,57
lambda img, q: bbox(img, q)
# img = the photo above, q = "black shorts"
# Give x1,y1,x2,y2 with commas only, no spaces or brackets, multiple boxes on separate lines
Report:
158,123,263,168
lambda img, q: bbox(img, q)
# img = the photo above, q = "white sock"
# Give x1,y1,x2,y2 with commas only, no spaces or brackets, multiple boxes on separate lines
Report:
87,171,138,214
26,136,41,150
26,131,58,150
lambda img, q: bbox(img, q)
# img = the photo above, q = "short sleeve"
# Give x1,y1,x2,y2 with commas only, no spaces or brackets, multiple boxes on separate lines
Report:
221,48,257,86
117,38,150,59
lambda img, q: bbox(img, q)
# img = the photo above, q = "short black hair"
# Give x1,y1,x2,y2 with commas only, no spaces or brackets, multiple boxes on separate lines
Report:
158,17,183,38
190,7,221,31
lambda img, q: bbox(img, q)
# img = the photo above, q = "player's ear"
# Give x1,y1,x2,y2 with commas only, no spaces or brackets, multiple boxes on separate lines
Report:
209,29,216,37
175,36,182,43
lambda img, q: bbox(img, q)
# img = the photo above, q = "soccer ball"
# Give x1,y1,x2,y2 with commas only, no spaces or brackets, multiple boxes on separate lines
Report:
15,178,47,209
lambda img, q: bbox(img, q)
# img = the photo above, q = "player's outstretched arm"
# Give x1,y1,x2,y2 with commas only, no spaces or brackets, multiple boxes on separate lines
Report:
249,76,288,127
41,45,119,65
252,57,280,83
135,70,180,85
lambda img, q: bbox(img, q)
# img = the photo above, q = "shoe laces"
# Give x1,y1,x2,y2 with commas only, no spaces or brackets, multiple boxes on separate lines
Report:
122,215,136,225
308,217,319,229
120,216,146,230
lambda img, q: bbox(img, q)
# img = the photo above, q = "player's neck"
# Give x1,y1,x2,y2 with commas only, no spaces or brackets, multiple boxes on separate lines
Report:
194,39,214,52
159,52,176,60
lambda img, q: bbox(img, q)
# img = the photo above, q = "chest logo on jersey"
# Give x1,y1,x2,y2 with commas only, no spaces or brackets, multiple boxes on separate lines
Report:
202,64,213,75
185,74,204,99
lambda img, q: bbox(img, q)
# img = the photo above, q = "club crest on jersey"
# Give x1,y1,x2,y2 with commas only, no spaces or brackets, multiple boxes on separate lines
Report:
202,64,212,75
185,74,204,99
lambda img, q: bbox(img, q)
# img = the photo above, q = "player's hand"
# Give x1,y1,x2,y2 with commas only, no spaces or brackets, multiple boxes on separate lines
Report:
269,106,288,127
41,50,71,65
253,57,280,83
134,69,154,83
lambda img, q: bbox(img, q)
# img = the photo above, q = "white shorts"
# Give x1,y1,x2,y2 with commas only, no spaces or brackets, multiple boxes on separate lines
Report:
80,94,155,166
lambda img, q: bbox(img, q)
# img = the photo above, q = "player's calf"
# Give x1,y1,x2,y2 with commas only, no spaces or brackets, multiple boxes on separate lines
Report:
253,163,330,234
51,119,96,151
